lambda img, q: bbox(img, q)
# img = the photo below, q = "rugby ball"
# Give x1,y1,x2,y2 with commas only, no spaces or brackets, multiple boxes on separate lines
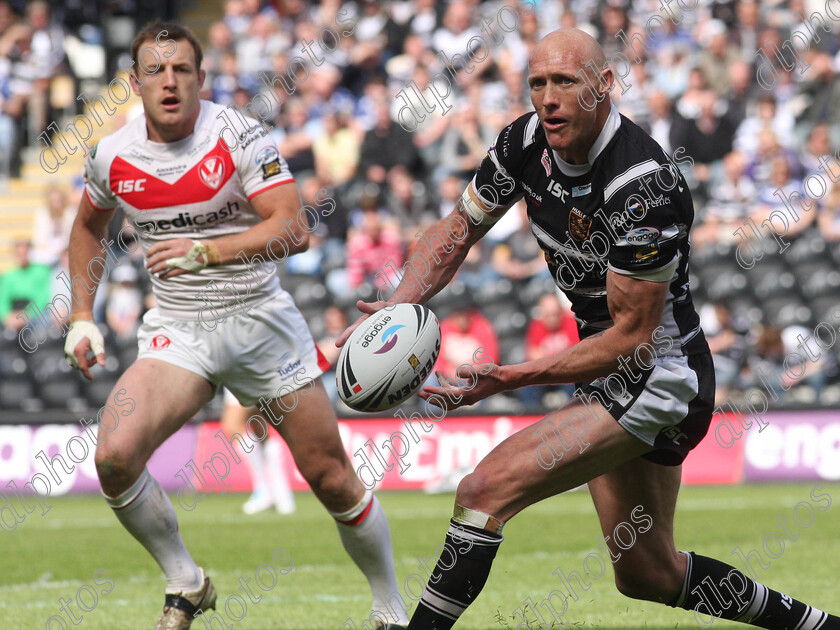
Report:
336,303,441,412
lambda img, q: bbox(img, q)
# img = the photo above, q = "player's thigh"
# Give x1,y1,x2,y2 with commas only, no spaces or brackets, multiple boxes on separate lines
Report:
587,458,685,598
263,377,356,481
96,358,214,465
461,397,652,522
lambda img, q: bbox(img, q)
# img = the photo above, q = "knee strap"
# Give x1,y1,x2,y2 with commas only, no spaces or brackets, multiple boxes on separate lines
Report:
453,504,505,535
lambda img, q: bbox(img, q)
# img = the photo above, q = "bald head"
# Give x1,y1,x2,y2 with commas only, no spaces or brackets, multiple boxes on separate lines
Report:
526,28,613,164
530,28,606,73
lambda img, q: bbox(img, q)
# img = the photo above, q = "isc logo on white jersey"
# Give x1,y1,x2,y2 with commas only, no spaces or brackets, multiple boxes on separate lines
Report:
117,179,146,194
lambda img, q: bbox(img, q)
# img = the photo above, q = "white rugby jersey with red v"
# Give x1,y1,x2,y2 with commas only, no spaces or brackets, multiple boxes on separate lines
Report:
84,100,293,320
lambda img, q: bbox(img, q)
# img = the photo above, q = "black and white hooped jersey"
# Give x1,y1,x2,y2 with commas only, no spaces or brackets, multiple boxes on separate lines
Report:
472,104,707,357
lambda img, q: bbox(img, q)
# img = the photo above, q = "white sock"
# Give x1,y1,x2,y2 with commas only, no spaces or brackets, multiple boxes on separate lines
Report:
245,440,268,494
264,439,295,513
331,491,408,624
105,468,202,593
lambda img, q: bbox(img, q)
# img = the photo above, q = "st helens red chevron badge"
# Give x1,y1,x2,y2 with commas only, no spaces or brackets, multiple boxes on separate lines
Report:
199,156,225,189
150,335,171,350
541,149,551,176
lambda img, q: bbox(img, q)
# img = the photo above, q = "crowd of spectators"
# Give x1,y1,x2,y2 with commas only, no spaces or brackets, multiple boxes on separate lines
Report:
3,0,840,411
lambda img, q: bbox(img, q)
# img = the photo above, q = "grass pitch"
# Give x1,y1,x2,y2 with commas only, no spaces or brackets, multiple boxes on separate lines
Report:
3,484,838,629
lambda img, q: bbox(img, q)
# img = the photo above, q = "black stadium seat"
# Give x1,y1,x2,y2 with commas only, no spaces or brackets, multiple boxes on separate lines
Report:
749,262,796,300
294,281,330,309
84,373,122,408
785,229,828,265
800,265,840,300
472,278,514,308
762,297,813,328
705,268,748,301
0,374,37,410
37,372,83,410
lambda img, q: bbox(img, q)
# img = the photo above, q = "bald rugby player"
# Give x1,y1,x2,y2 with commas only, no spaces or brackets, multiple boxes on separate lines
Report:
342,29,840,630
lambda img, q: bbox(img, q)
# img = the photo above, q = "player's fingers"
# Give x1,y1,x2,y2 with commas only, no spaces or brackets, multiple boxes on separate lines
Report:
158,267,189,280
145,250,173,269
356,299,389,314
145,241,167,257
75,346,94,380
418,385,453,399
336,314,369,348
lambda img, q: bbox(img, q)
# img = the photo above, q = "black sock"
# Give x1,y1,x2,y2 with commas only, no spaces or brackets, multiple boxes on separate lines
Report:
407,520,503,630
671,552,839,629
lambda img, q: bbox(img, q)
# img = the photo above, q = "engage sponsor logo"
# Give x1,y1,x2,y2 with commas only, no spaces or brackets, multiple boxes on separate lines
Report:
624,226,660,245
361,316,393,348
373,325,405,355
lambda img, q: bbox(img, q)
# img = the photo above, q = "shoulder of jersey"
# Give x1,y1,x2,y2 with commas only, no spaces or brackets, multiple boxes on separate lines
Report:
203,99,267,144
610,114,670,167
495,111,543,164
88,114,146,168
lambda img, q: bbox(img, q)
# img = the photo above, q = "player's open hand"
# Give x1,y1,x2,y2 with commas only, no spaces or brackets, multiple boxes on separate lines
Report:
146,238,208,279
335,299,391,348
419,363,505,411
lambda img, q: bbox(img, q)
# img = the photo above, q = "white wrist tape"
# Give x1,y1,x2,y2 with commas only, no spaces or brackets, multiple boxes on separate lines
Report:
64,320,105,368
165,240,209,272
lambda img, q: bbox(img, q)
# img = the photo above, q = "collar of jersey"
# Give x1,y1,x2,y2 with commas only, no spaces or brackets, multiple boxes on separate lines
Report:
142,100,208,153
551,102,620,177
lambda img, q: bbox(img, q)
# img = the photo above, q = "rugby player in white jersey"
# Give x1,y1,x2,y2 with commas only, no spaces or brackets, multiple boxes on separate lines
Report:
64,21,408,630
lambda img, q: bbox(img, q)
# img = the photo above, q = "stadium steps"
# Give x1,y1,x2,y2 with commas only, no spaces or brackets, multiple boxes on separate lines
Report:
179,0,223,43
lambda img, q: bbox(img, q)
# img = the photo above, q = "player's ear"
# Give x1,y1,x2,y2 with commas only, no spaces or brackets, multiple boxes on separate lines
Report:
599,66,615,96
197,68,206,90
129,69,143,95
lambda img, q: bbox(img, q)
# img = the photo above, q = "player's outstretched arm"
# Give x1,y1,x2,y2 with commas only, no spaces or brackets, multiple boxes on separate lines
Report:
505,270,669,386
337,186,503,347
421,270,670,409
145,182,309,279
65,193,113,379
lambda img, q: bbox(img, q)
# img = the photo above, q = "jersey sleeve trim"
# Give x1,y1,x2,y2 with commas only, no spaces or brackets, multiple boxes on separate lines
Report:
608,254,679,281
246,177,296,200
85,188,115,212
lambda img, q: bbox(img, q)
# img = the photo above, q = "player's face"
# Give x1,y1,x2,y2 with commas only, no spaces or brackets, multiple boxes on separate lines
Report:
528,46,604,163
132,38,205,143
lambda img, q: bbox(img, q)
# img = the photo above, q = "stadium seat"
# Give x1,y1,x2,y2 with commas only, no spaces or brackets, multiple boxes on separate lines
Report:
705,268,748,301
303,311,326,340
500,336,525,365
279,273,313,295
519,276,558,309
762,298,813,328
491,308,527,338
84,373,122,408
426,282,471,320
472,278,514,307
117,344,139,369
785,230,828,265
810,297,840,327
749,262,796,300
36,372,85,410
0,374,38,410
799,264,840,300
294,281,331,309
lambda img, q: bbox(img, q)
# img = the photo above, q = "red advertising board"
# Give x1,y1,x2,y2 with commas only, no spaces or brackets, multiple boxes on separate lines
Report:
190,414,745,494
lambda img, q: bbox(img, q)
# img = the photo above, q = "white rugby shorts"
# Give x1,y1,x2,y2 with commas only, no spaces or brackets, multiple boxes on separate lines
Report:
137,296,329,406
